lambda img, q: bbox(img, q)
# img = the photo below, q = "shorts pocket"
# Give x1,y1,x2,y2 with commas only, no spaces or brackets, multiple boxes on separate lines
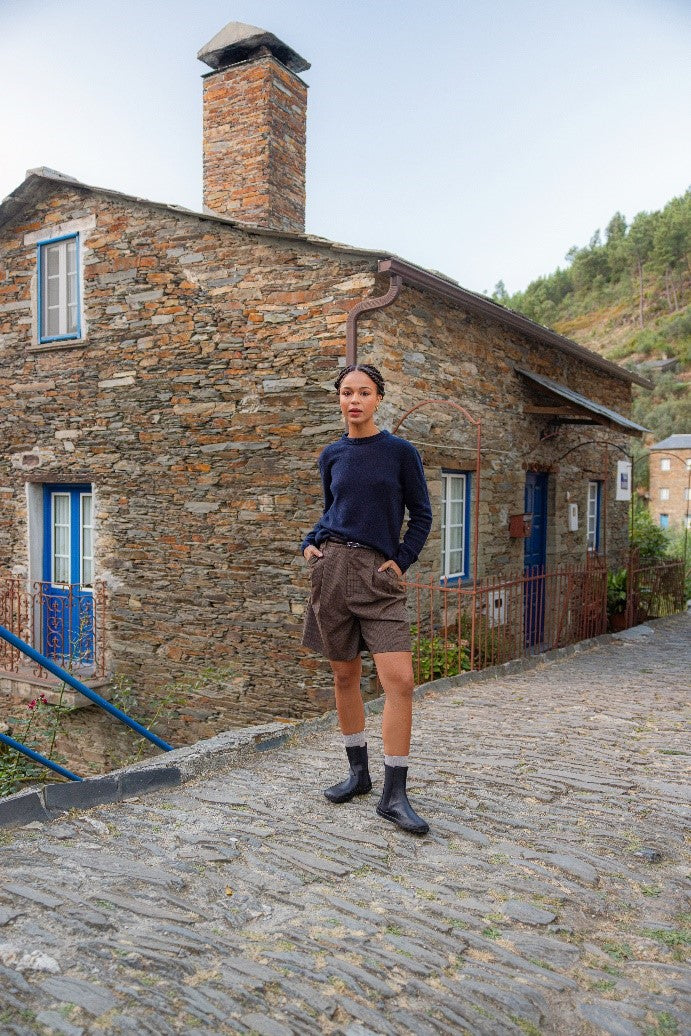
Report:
373,566,403,595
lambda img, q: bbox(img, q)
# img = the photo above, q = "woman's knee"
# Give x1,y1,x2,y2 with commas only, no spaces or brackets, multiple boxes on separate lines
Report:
331,660,361,693
384,675,414,703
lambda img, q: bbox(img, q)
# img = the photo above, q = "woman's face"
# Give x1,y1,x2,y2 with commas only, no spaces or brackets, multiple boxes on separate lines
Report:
339,370,382,430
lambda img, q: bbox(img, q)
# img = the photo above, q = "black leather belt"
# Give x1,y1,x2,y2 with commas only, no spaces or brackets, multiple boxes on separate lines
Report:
321,536,367,549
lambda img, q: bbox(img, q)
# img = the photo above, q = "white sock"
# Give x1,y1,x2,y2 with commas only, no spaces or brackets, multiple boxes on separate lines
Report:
343,730,367,748
385,754,409,768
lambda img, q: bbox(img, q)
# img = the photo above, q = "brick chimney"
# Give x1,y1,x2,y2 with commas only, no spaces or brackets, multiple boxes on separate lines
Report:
197,22,310,232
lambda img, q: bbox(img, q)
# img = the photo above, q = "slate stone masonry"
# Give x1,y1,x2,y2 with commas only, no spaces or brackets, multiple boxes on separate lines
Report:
0,182,635,746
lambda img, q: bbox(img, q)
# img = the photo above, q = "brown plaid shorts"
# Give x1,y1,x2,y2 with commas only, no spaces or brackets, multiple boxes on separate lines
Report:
301,540,412,661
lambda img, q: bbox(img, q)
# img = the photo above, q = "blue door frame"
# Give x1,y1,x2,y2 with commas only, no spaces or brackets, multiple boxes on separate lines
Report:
42,484,94,666
524,472,548,649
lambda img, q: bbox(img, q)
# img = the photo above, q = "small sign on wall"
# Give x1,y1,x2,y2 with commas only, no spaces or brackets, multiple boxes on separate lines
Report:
616,460,632,501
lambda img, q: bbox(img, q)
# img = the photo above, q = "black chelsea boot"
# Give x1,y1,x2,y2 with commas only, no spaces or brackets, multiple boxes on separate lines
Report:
376,764,429,835
324,744,372,803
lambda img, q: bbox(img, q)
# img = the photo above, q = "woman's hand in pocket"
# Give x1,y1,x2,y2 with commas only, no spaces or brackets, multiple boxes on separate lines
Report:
378,560,402,577
304,545,324,562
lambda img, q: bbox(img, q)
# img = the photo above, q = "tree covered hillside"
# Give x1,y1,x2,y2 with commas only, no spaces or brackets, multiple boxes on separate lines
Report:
494,189,690,453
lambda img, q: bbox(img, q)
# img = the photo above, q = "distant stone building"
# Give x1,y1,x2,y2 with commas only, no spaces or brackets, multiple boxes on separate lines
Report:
0,21,648,742
648,434,691,530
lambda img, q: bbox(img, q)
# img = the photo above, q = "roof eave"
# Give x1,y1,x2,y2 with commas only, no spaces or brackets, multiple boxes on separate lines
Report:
379,258,651,389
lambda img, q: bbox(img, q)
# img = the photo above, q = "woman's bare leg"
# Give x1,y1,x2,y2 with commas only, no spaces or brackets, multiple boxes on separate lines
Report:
372,650,427,834
329,657,365,735
324,656,371,804
372,651,414,756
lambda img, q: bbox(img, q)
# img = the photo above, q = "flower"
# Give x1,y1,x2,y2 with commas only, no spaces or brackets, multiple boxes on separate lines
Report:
39,694,48,705
27,699,37,710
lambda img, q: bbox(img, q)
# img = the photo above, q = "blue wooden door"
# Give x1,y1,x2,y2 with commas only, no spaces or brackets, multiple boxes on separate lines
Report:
42,484,94,666
524,472,548,648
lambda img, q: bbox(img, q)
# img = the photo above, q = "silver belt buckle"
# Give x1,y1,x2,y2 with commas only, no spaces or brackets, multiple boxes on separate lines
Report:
346,540,362,548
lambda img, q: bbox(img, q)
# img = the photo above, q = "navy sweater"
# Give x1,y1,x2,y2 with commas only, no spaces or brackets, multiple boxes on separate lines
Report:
301,430,432,573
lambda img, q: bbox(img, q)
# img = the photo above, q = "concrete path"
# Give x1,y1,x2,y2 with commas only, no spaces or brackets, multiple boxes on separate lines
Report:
0,615,689,1036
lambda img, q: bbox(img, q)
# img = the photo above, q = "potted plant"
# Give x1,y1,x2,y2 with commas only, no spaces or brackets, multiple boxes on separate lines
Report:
607,568,628,632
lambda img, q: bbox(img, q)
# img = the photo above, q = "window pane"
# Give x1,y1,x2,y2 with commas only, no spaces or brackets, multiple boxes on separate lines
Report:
54,555,70,584
54,494,69,524
56,522,69,555
449,498,463,525
449,523,462,552
46,243,60,275
67,272,78,332
81,494,93,585
53,494,70,583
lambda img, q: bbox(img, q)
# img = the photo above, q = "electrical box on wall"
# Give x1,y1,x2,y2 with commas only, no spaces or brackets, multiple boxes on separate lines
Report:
568,502,579,531
479,591,506,627
509,513,532,538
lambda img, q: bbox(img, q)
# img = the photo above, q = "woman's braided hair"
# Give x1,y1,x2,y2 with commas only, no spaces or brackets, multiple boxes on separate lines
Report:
334,364,385,397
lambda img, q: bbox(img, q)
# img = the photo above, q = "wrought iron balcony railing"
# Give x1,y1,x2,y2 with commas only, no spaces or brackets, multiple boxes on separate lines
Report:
0,579,107,680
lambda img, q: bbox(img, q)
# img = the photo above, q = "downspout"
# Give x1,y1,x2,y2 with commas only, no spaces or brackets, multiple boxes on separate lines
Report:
345,271,403,366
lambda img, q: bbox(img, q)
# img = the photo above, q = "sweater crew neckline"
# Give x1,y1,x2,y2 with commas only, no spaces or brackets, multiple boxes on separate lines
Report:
344,430,387,446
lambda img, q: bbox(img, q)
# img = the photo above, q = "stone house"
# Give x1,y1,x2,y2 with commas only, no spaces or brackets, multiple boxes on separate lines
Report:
648,434,691,530
0,22,648,742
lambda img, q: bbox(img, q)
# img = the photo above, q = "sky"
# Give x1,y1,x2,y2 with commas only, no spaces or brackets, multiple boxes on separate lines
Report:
1,0,689,296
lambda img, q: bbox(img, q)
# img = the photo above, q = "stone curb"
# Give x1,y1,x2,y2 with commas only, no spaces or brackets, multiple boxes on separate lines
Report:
0,722,291,831
0,626,628,830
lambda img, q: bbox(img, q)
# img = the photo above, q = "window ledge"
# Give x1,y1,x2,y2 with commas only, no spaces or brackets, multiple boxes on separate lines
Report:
439,575,471,587
29,339,87,354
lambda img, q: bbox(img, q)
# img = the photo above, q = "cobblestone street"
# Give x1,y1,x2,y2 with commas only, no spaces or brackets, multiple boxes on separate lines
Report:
1,615,689,1036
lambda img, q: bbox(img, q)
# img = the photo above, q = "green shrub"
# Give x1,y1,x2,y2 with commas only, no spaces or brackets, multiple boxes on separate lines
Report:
632,506,671,562
411,628,471,682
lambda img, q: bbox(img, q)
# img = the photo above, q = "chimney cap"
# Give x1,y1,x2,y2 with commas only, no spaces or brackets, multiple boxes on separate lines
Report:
197,21,310,74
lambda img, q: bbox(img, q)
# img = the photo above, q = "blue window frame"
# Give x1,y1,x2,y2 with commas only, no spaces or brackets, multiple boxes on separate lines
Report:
586,480,602,552
441,470,471,582
37,233,81,343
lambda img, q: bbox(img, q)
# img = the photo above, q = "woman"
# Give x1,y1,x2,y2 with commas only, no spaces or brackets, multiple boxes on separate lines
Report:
301,363,432,835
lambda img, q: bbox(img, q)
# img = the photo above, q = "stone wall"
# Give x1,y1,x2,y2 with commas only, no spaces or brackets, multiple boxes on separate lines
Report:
0,185,375,737
0,185,636,750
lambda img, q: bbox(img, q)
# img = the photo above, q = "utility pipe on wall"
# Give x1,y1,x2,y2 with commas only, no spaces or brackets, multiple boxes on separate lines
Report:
345,273,403,366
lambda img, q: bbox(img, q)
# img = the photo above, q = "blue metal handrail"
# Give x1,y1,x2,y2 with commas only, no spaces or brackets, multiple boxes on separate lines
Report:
0,623,173,784
0,731,82,782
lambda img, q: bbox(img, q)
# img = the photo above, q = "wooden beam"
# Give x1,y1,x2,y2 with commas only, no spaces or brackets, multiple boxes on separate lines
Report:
524,405,573,416
553,418,602,427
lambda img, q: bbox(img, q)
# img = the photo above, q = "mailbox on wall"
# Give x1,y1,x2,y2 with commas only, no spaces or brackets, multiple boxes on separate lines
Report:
509,513,532,538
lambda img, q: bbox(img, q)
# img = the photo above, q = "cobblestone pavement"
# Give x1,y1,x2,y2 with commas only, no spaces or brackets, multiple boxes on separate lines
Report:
0,615,689,1036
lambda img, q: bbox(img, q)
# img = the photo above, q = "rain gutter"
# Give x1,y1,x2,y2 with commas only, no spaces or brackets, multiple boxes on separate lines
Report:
376,257,651,389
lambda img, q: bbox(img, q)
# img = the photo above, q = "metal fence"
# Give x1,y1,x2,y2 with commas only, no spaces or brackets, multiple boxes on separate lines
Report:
407,554,685,686
626,554,687,626
0,579,107,680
